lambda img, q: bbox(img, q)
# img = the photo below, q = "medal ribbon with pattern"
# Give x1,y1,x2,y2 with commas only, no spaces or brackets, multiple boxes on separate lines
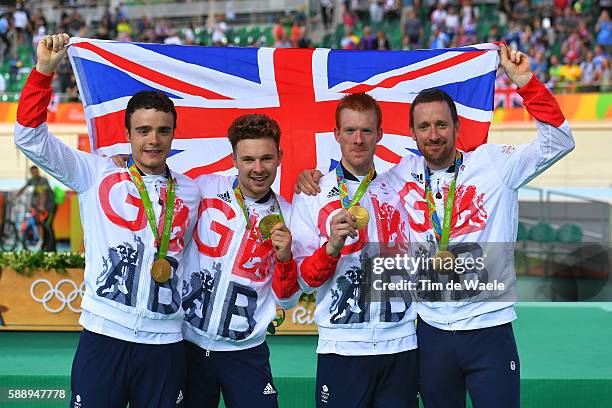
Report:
232,178,286,333
128,163,175,262
424,151,463,251
335,163,374,209
232,177,284,239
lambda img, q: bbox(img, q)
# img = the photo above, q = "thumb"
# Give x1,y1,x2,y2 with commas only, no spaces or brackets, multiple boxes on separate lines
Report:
270,222,287,235
498,42,510,67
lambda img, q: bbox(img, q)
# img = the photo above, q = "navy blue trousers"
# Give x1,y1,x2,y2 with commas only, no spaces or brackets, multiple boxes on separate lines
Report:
417,320,520,408
315,349,419,408
70,329,186,408
184,340,279,408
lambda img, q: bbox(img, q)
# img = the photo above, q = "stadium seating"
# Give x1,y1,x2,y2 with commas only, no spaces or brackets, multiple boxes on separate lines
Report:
517,221,586,276
528,222,556,243
555,223,583,243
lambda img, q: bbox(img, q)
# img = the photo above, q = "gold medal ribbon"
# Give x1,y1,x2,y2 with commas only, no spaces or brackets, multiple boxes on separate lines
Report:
335,162,373,229
232,177,284,238
335,162,374,210
128,163,175,261
424,152,463,252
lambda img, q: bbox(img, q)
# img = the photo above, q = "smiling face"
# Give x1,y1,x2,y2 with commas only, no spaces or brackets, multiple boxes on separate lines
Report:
125,108,174,175
334,108,382,176
233,137,282,200
411,101,459,170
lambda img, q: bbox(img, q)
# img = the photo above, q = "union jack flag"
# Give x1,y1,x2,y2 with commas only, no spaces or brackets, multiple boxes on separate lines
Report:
67,39,499,199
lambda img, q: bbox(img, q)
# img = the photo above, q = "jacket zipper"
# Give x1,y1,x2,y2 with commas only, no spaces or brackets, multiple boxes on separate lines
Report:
134,239,155,337
133,178,159,337
372,292,377,348
134,314,141,336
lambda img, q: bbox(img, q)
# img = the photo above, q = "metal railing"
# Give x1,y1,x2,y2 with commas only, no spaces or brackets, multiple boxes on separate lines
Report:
519,185,611,243
545,189,611,242
42,0,308,23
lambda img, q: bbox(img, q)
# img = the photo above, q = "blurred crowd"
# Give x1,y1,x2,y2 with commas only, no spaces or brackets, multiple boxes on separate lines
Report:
0,2,206,98
0,0,610,97
332,0,611,92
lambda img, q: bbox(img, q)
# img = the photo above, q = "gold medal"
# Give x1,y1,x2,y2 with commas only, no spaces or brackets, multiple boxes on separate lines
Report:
348,206,370,229
151,258,172,283
259,214,281,239
433,250,455,275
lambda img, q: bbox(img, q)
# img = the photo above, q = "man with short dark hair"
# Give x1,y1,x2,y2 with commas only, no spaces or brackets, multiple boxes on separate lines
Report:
125,90,178,129
291,93,418,408
181,113,300,408
386,44,573,408
15,33,201,407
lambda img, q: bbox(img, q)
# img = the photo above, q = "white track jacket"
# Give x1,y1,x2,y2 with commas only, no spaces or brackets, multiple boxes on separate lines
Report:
15,69,201,343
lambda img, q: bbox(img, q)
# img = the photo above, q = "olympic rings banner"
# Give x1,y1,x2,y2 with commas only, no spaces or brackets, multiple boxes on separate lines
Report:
0,267,317,333
0,267,85,330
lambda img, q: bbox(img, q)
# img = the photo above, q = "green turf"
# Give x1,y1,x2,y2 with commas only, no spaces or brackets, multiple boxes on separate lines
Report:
515,304,612,380
1,304,612,407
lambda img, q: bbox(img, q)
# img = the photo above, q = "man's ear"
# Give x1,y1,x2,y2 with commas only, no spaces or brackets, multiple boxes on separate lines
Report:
277,149,283,167
376,128,383,143
454,120,460,140
409,127,416,141
125,128,131,142
333,128,341,143
232,153,238,169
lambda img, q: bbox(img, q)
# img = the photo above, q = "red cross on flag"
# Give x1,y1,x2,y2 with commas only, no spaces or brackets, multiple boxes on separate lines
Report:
68,39,499,200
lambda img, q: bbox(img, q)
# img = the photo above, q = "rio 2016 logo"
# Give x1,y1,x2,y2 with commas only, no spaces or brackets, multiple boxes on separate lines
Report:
291,305,315,325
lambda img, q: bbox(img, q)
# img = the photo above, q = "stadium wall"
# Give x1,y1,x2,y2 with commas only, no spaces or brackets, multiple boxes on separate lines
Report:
0,122,609,190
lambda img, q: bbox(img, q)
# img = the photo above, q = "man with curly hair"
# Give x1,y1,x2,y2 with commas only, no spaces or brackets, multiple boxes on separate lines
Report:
181,114,301,408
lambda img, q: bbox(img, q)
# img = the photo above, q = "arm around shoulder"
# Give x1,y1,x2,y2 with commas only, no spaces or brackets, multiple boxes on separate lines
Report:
289,190,340,293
